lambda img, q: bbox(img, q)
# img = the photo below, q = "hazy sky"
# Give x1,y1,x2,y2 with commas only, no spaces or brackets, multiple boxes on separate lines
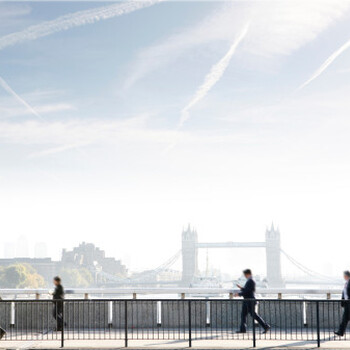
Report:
1,0,350,277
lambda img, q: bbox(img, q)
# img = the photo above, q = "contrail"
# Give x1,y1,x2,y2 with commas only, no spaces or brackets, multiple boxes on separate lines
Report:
0,76,44,121
179,22,250,127
29,142,89,158
298,37,350,90
0,0,163,51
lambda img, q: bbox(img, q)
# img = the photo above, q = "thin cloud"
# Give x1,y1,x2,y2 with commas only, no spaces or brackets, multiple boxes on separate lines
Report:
0,0,163,51
125,1,350,89
179,22,250,127
298,37,350,90
0,76,44,121
29,142,90,159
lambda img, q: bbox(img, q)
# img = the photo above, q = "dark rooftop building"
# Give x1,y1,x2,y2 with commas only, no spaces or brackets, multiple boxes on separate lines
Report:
61,242,127,277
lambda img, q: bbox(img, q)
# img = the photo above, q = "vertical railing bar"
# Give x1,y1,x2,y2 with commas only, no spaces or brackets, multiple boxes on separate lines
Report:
124,300,128,347
172,300,175,340
252,305,256,348
311,301,314,341
212,299,215,340
177,300,180,340
327,301,330,340
140,300,143,341
188,300,192,348
220,300,223,340
10,301,14,340
289,301,292,340
322,300,325,341
284,301,287,340
60,300,64,348
28,302,30,341
333,300,336,342
316,301,320,347
192,301,195,342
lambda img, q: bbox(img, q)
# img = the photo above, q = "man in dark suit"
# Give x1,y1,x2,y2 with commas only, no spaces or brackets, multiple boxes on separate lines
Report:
335,271,350,336
235,269,270,334
52,276,64,331
0,297,6,340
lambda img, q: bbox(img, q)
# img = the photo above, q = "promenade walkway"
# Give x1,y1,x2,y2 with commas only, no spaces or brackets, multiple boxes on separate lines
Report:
1,338,350,349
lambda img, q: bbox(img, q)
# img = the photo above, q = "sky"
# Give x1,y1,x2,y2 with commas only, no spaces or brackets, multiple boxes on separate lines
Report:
1,0,350,278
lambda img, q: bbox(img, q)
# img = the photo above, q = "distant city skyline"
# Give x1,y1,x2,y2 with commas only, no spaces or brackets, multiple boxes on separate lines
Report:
0,229,337,281
2,237,47,259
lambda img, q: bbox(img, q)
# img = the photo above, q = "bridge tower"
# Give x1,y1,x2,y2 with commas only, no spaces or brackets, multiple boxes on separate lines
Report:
265,224,284,288
181,224,198,286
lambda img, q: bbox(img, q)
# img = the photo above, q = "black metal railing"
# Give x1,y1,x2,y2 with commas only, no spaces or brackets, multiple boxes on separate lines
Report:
0,298,349,347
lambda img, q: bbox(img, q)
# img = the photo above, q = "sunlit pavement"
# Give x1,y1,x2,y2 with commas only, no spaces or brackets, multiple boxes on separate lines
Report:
2,339,350,349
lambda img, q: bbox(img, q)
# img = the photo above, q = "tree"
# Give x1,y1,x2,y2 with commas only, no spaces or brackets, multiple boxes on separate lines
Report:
0,264,45,288
59,268,93,288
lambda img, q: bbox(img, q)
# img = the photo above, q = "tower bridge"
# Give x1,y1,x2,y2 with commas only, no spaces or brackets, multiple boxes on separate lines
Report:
182,224,284,288
91,224,332,288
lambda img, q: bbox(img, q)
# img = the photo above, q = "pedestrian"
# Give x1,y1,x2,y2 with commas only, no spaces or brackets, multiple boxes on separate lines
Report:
235,269,270,334
0,296,6,340
335,270,350,336
52,276,64,331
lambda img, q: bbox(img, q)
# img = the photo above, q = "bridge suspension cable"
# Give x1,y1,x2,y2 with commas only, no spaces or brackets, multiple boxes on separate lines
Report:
127,250,182,282
153,250,181,273
281,249,338,282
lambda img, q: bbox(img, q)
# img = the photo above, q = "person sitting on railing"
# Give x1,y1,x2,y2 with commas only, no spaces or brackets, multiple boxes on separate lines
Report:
335,270,350,337
52,276,65,332
235,269,270,334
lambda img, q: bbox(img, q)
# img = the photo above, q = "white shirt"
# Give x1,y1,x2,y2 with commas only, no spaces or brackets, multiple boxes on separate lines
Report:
344,281,349,300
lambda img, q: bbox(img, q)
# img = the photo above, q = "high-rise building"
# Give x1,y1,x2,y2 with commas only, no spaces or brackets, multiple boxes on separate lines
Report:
3,242,15,259
34,242,48,258
16,236,29,257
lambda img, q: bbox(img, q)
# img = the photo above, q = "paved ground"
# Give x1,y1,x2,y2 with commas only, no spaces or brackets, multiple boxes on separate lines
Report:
1,329,350,349
1,339,350,349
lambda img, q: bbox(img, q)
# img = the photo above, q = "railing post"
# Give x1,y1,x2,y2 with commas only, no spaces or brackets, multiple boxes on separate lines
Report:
10,302,15,327
205,300,210,327
316,301,320,348
188,300,192,348
61,300,64,348
108,301,113,328
156,301,162,327
124,300,128,347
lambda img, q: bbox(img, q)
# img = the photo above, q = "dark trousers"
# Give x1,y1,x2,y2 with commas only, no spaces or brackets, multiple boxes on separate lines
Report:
338,304,350,335
0,327,6,340
240,300,269,332
53,301,63,331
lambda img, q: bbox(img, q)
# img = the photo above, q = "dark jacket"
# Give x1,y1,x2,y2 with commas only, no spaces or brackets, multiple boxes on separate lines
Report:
53,284,64,300
238,278,256,299
341,281,350,307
